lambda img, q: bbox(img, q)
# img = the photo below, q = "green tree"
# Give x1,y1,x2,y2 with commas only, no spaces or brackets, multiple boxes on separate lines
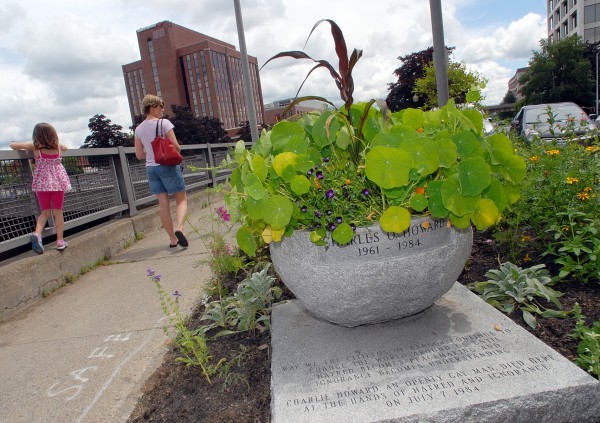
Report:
520,35,595,107
414,61,486,110
386,47,434,111
81,114,132,148
502,91,517,104
168,105,231,144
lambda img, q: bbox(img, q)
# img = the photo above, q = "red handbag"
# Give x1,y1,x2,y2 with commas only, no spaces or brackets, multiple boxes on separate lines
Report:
151,119,182,166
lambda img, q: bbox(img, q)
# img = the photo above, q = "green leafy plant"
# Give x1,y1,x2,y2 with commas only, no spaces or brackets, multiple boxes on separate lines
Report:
571,303,600,378
201,264,282,337
146,269,224,384
468,262,567,328
225,19,526,256
544,210,600,283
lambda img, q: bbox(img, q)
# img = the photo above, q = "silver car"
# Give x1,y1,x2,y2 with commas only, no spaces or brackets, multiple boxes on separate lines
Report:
511,102,596,144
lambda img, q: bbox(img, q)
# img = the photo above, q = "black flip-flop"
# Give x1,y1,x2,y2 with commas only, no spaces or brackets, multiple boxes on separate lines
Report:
169,241,178,248
175,230,188,247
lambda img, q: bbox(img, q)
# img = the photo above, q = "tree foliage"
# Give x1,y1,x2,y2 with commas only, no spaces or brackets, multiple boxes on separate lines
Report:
414,61,486,109
386,47,434,111
502,91,517,104
81,115,132,148
520,35,595,107
168,105,231,144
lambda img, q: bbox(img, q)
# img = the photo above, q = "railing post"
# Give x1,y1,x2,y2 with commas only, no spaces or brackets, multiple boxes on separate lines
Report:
116,146,137,216
207,144,218,187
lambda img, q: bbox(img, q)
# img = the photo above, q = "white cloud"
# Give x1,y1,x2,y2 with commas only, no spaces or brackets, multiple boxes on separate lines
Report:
0,0,545,149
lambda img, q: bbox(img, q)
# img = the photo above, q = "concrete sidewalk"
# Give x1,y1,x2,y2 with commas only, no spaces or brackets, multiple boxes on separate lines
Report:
0,191,230,422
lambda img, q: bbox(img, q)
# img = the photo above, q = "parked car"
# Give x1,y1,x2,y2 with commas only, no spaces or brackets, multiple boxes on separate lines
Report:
511,102,596,144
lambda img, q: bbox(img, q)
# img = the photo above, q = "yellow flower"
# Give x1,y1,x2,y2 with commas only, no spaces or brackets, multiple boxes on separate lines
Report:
345,179,351,185
585,146,599,152
562,225,570,232
584,186,593,193
520,235,531,242
546,149,560,156
566,177,579,184
314,178,321,189
523,253,531,263
529,156,540,162
577,192,590,200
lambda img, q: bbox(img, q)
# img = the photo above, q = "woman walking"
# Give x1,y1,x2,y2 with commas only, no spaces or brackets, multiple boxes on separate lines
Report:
134,94,189,248
10,123,71,254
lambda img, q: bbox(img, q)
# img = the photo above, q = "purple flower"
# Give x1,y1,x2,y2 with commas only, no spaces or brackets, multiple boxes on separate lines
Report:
336,216,343,224
316,171,324,180
362,188,370,197
146,269,155,277
172,290,182,298
217,206,231,222
314,210,321,218
154,274,162,281
307,168,314,176
326,189,335,199
328,223,337,231
301,206,307,213
326,210,333,216
322,157,330,163
315,223,322,229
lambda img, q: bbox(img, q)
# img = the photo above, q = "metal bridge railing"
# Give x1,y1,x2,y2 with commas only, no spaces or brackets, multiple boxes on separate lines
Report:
0,143,247,254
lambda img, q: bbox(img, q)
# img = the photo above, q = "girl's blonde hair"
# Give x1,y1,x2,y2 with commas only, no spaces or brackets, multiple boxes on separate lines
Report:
32,123,59,150
141,94,164,116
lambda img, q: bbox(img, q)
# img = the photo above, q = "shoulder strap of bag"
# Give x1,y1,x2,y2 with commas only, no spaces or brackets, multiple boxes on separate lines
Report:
155,119,160,137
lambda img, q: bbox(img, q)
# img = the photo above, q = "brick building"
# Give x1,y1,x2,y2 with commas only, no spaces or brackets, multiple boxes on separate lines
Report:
122,21,265,131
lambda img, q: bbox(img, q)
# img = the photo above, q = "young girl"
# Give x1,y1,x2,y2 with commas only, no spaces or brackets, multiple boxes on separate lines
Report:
10,123,72,254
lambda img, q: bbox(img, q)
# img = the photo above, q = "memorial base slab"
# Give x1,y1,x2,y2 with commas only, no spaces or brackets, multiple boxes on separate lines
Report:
270,283,600,423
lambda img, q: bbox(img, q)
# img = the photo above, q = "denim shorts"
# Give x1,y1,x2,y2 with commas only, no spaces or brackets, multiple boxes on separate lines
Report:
147,165,185,195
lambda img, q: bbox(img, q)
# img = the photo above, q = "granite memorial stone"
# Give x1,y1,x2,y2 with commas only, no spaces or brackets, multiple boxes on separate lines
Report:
269,217,473,327
270,283,600,423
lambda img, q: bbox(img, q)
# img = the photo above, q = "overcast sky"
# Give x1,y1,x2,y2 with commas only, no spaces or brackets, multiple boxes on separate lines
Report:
0,0,546,149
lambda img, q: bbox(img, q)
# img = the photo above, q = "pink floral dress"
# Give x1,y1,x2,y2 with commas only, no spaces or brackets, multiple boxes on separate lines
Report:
31,150,72,192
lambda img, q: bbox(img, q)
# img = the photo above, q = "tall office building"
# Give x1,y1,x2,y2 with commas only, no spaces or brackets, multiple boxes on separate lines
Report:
122,21,265,130
547,0,600,43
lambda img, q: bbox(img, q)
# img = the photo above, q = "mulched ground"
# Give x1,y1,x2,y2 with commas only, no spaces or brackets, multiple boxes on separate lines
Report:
127,231,599,423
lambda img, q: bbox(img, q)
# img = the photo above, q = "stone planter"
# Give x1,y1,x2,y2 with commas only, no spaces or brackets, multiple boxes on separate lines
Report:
269,216,473,327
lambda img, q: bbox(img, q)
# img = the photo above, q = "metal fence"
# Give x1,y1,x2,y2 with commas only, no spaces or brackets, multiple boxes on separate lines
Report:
0,143,245,254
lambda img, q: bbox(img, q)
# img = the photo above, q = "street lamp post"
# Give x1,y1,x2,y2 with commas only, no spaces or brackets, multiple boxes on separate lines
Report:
594,50,600,114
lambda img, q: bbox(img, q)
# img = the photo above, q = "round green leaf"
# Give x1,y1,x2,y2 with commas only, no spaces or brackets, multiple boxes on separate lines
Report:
332,223,354,245
271,121,307,154
451,131,484,159
371,132,404,148
441,175,479,217
380,206,411,233
290,175,311,195
461,108,484,135
449,212,472,229
456,157,491,196
482,178,508,212
471,198,500,230
244,197,264,220
410,193,428,212
336,126,351,150
236,227,257,256
251,155,268,182
263,195,293,230
426,181,448,218
402,108,425,130
365,146,412,189
435,137,458,168
504,183,522,205
272,152,297,176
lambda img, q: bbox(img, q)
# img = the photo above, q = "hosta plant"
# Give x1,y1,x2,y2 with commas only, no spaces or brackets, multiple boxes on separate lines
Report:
226,19,526,256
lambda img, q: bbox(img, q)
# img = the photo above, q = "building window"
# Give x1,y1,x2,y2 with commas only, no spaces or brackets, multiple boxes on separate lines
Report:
562,21,568,36
571,11,577,29
147,40,161,97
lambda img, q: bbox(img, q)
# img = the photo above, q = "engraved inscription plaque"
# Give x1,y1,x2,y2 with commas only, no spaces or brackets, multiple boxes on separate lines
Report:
270,284,600,423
